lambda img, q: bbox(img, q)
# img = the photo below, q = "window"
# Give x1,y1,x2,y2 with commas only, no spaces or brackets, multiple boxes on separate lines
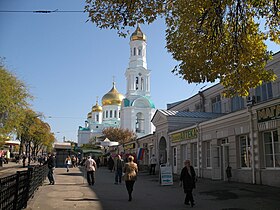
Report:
205,141,211,168
110,110,112,118
133,47,136,56
173,147,177,167
195,103,202,111
136,77,139,90
239,135,251,168
263,130,280,168
138,47,142,55
114,110,117,118
136,112,144,133
182,145,188,162
231,96,245,112
191,143,198,167
211,95,221,113
106,111,108,118
96,114,99,122
255,82,273,103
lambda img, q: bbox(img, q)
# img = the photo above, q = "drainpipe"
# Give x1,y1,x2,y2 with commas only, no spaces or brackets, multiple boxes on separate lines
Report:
248,106,256,184
196,123,201,178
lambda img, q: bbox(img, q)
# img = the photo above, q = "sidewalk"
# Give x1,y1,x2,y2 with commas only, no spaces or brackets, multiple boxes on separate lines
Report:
25,167,280,210
0,161,26,177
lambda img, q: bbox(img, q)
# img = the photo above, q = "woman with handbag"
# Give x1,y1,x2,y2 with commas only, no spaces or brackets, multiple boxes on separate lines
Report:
123,155,138,201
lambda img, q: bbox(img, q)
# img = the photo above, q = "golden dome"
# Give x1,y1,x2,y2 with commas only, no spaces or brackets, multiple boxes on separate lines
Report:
92,100,102,112
102,82,124,106
130,25,146,41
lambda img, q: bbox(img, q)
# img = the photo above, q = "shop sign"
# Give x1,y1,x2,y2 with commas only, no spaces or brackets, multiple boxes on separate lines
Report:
124,143,135,150
171,128,197,143
257,104,280,123
171,132,182,143
184,128,197,140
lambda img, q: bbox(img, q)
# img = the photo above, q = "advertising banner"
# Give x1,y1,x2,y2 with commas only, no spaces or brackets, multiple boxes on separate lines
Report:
160,164,173,185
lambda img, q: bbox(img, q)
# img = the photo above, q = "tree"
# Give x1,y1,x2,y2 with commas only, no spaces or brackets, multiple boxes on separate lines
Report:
0,62,32,144
85,0,279,96
17,109,55,158
102,127,137,144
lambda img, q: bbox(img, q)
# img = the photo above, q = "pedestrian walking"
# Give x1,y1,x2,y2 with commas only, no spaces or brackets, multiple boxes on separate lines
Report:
123,155,138,201
47,153,56,185
72,156,77,167
85,156,97,186
226,165,232,182
108,156,114,172
180,160,196,207
114,155,124,184
96,157,101,168
149,154,157,175
65,155,71,172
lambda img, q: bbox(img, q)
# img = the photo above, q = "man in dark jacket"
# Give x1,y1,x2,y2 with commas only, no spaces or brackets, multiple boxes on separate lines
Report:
47,153,55,185
180,160,196,207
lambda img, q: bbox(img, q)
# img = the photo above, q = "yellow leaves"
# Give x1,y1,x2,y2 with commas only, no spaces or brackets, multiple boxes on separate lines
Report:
0,65,33,135
102,127,137,144
85,0,279,97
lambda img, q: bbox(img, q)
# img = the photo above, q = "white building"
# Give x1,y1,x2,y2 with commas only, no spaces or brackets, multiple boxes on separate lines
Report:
77,82,124,146
78,26,155,146
120,25,156,138
148,51,280,187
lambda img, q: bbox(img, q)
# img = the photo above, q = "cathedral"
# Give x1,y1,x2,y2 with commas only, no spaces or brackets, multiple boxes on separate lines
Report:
78,26,156,146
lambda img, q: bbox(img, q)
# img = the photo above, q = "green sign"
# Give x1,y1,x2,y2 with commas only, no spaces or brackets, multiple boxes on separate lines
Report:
124,143,135,150
171,128,197,143
257,104,280,123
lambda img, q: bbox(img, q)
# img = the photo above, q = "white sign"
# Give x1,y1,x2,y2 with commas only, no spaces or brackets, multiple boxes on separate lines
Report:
160,164,173,185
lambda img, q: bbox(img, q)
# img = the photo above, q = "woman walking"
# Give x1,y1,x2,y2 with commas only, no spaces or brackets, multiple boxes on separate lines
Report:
180,160,196,207
123,155,138,201
65,156,71,172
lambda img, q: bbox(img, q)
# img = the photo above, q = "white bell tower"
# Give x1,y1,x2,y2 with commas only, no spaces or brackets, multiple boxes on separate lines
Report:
121,25,155,138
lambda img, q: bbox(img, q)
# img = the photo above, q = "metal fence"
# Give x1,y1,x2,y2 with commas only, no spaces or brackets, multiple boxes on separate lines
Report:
0,164,48,210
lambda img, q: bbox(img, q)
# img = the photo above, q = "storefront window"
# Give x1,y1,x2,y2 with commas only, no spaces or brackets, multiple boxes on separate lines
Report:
263,130,280,168
206,141,211,167
240,135,251,168
173,147,177,167
191,143,198,167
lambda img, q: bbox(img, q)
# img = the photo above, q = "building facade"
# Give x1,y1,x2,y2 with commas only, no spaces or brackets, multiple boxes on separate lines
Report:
146,52,280,187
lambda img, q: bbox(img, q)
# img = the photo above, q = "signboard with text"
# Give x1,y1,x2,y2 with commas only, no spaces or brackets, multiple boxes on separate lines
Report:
160,164,173,186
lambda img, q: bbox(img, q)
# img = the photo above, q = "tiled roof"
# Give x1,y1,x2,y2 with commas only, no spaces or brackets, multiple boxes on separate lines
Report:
158,109,224,118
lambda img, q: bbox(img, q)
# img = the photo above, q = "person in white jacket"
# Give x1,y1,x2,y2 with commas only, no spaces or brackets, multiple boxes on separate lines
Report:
85,156,97,186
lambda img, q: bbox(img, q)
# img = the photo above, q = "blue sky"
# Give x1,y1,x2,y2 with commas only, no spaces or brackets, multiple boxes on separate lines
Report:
1,0,279,142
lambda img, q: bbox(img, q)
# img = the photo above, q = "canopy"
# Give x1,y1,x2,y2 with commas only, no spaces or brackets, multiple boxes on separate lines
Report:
5,140,20,145
100,138,119,147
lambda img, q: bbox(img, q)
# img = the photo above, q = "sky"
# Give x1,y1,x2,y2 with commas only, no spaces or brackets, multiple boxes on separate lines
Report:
1,0,279,143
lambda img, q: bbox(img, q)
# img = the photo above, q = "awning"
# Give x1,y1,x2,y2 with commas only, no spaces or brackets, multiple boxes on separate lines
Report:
100,138,119,147
82,149,103,157
5,140,20,145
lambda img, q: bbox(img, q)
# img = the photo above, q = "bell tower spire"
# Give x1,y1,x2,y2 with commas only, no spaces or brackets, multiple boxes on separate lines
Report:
121,25,155,138
125,25,150,97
